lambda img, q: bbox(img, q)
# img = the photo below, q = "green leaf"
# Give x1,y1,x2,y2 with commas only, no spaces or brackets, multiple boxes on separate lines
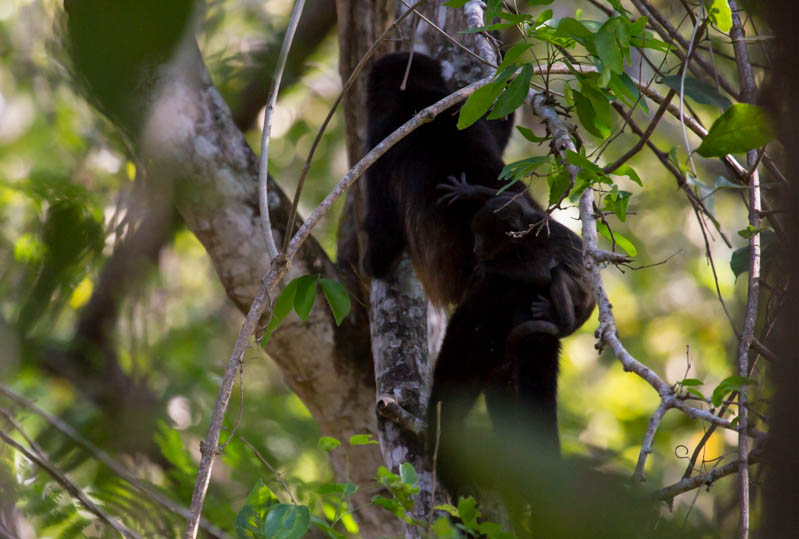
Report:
488,64,533,119
595,19,623,74
499,156,549,182
443,0,468,7
319,278,351,326
528,0,554,4
458,81,505,130
433,504,460,517
730,230,778,278
293,275,318,321
608,72,647,113
737,225,772,239
310,516,346,539
497,42,532,72
573,90,606,138
457,496,480,529
349,434,379,446
318,436,341,452
705,0,732,32
686,388,706,400
273,281,297,321
236,479,279,539
548,168,572,205
659,75,732,110
582,83,614,132
263,504,310,539
432,516,460,538
400,462,418,486
516,126,549,143
556,17,596,45
680,378,704,387
611,164,643,186
711,375,757,407
564,150,605,178
603,187,632,222
597,221,637,256
696,104,776,157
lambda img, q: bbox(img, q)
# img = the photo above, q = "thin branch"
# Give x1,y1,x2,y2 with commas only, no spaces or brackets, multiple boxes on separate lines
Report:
679,14,709,176
632,401,668,482
658,450,761,501
729,3,760,537
282,0,429,248
629,0,741,100
0,384,228,538
0,427,139,538
236,435,298,505
603,89,675,173
399,0,495,68
258,0,306,259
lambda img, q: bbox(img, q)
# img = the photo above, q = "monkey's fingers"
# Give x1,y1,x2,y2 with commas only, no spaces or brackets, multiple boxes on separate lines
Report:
435,192,460,206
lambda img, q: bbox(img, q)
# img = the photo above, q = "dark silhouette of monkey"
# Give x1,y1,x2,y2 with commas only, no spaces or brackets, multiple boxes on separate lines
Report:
362,52,517,307
428,173,594,493
362,51,594,496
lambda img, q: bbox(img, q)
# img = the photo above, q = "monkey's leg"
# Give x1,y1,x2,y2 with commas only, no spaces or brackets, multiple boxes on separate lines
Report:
429,284,506,493
503,323,562,454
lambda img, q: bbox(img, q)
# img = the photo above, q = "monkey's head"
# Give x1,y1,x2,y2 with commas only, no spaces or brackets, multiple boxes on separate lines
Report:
471,196,549,263
367,52,449,114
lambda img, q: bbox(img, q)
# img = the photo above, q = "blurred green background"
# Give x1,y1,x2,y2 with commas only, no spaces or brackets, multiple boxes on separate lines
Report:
0,0,766,536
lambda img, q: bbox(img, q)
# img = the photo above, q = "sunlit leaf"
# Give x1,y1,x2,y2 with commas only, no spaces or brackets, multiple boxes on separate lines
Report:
597,221,637,256
263,504,310,539
696,104,776,157
349,434,379,446
318,436,341,452
236,479,279,539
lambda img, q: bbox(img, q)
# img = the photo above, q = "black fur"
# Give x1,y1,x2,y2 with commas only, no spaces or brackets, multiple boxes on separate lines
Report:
362,52,517,307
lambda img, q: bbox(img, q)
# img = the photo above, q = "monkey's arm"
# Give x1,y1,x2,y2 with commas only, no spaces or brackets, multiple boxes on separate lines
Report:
436,171,499,206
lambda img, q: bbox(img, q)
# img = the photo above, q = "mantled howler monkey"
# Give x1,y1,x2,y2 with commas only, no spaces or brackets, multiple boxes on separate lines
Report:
362,52,519,307
363,52,594,495
428,173,594,493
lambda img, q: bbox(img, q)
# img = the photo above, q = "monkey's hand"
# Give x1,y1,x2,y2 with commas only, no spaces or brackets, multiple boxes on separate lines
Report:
531,296,556,323
436,172,496,205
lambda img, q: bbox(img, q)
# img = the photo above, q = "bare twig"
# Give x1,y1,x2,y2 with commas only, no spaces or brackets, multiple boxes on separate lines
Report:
236,435,298,505
729,3,760,537
629,0,741,100
658,450,761,501
0,384,228,538
258,0,306,258
0,427,138,538
632,401,668,482
603,89,676,173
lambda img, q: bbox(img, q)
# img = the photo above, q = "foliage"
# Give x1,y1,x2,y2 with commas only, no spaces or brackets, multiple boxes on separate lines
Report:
0,0,776,536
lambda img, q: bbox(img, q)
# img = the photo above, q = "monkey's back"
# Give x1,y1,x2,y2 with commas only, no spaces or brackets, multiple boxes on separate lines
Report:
363,52,519,306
